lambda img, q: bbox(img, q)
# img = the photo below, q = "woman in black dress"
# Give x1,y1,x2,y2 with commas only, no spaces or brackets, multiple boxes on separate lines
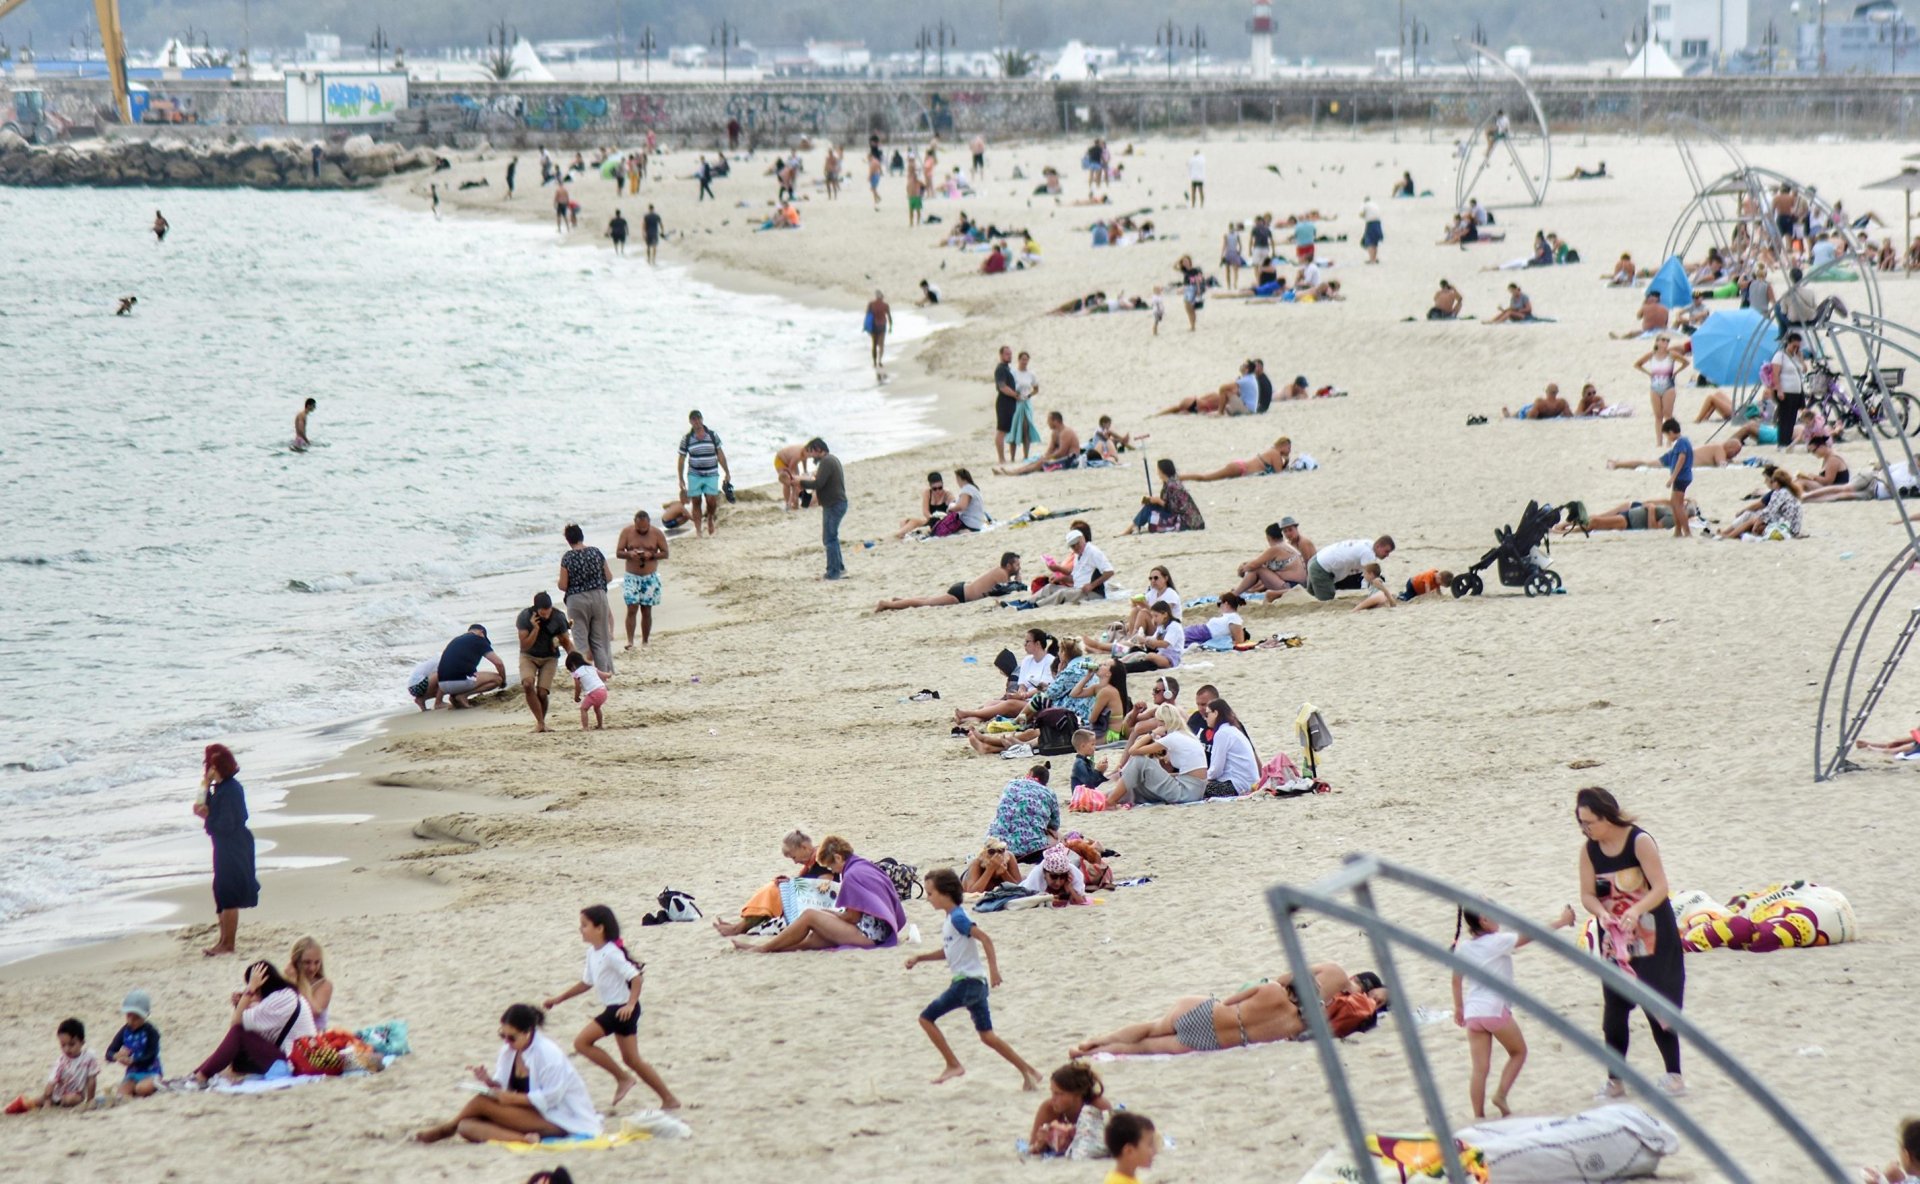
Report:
196,744,258,957
1575,786,1685,1097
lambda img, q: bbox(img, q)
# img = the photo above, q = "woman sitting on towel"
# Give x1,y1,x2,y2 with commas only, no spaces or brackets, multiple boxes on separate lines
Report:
894,471,954,539
712,830,836,937
1102,704,1209,807
1068,964,1384,1057
414,1004,600,1144
189,960,317,1085
963,640,1096,755
1069,659,1133,739
952,630,1059,726
1183,593,1249,647
1226,521,1309,602
730,835,906,952
963,836,1023,893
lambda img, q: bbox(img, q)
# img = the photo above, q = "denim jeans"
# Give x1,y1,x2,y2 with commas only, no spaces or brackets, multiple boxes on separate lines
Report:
822,500,848,578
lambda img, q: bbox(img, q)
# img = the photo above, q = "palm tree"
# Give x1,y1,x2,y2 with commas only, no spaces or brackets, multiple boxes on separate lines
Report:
482,48,523,81
997,48,1037,78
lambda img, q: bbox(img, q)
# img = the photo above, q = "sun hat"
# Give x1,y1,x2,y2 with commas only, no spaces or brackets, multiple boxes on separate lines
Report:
121,989,152,1020
1279,516,1299,528
1040,844,1074,874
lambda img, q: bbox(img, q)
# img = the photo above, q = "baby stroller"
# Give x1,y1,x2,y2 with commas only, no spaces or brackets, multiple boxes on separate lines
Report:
1452,499,1564,598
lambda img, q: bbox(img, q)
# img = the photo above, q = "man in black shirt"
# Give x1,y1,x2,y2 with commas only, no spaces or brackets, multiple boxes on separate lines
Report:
992,345,1019,464
608,209,628,256
1253,359,1274,414
642,205,664,263
515,592,575,732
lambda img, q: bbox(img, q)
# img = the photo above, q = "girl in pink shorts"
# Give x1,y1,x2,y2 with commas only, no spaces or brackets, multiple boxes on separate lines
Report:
1451,903,1575,1118
566,652,610,730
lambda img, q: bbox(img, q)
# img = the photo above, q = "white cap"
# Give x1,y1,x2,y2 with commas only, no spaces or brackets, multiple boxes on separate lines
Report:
1065,529,1085,544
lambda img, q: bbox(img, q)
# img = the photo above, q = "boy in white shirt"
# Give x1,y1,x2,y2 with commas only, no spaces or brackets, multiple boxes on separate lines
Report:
905,868,1043,1089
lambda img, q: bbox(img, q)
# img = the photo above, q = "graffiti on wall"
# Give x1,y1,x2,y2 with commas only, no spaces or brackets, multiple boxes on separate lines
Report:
523,94,612,132
618,94,669,127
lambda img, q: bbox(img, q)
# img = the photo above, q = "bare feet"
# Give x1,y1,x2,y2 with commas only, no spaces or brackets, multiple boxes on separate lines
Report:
729,937,759,951
1491,1092,1511,1117
1021,1067,1043,1091
658,1093,683,1110
611,1075,637,1108
202,944,235,958
712,918,748,937
533,724,548,733
931,1064,966,1085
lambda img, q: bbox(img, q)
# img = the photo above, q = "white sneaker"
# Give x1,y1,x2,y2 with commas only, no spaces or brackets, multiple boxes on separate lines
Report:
1593,1078,1626,1101
1660,1074,1689,1097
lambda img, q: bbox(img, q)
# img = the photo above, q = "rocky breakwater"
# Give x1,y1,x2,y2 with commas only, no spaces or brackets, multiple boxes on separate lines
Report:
0,132,437,188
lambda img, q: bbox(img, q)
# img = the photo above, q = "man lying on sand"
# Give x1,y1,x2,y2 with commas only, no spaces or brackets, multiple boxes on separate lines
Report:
1503,384,1571,420
1068,964,1384,1057
1607,439,1743,469
1155,361,1258,416
1554,499,1701,534
876,553,1023,612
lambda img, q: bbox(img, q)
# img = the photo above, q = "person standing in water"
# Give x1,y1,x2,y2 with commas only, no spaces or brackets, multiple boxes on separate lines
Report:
608,208,628,256
505,155,518,199
430,183,441,220
152,211,169,243
553,180,571,233
642,205,663,264
866,291,893,379
115,296,137,316
293,399,316,451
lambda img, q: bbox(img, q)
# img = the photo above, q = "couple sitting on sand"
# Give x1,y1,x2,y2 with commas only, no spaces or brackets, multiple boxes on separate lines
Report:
716,834,907,954
1070,963,1387,1056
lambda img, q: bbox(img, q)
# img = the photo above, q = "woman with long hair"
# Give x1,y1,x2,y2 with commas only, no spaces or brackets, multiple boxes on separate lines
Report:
283,937,332,1029
190,960,316,1085
1202,698,1259,796
415,1004,601,1144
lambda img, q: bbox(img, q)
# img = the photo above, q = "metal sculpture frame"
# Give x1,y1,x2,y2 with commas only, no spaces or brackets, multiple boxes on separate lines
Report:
1268,854,1853,1184
1451,38,1551,211
1811,312,1920,779
1667,113,1750,215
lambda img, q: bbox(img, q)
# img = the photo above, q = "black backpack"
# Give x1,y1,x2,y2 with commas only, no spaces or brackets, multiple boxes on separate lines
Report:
1034,707,1080,756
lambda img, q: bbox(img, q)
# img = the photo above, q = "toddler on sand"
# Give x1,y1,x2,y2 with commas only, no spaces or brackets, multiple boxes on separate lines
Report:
105,989,163,1097
905,868,1043,1088
1451,903,1575,1118
5,1019,99,1113
566,652,609,730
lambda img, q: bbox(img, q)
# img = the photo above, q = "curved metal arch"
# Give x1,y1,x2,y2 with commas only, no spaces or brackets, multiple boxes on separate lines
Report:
1268,854,1854,1184
1451,37,1550,211
1666,112,1749,203
1812,314,1920,779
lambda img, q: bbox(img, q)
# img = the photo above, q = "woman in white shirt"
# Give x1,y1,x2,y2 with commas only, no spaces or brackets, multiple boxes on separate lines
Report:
1203,699,1259,796
1182,592,1249,647
415,1004,602,1144
1107,704,1209,806
190,961,317,1084
1118,602,1183,672
952,630,1058,726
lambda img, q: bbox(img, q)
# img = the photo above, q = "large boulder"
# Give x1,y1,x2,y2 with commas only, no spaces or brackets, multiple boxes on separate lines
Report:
0,127,28,155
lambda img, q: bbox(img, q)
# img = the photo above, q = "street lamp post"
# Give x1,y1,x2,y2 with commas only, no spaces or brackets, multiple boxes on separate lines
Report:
1154,19,1183,81
638,26,656,82
1189,25,1206,79
614,0,622,83
711,19,740,83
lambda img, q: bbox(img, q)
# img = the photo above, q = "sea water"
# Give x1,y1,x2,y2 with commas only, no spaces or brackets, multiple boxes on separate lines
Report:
0,187,938,962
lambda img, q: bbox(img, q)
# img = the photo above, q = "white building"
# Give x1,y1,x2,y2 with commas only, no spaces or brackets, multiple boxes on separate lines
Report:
1648,0,1751,66
303,32,341,61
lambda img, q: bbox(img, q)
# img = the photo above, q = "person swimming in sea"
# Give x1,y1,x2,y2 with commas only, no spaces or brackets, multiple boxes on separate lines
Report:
293,398,316,451
152,211,169,243
116,297,137,316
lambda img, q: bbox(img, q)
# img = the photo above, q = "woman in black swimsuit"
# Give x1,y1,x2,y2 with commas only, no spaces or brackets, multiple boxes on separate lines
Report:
1576,787,1686,1097
895,471,954,538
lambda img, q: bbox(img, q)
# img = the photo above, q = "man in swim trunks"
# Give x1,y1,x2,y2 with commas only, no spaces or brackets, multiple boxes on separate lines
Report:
153,211,169,243
293,398,316,450
615,510,670,648
905,166,924,226
1068,980,1308,1057
773,442,812,510
875,553,1021,612
1279,516,1317,565
867,290,892,378
676,410,731,536
607,208,628,255
1428,279,1463,320
1502,383,1571,420
553,180,570,233
642,204,664,263
1608,291,1670,340
994,412,1082,476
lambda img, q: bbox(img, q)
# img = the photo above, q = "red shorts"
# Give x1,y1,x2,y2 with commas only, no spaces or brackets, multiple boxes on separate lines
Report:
581,686,608,710
1295,244,1315,263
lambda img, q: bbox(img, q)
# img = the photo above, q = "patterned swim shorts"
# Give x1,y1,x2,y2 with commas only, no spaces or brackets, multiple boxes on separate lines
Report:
623,572,662,607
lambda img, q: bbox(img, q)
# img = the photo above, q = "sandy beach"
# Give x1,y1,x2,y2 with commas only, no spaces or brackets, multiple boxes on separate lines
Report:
6,129,1920,1182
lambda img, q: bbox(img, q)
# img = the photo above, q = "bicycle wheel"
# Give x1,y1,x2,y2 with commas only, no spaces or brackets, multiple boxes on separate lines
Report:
1874,391,1917,439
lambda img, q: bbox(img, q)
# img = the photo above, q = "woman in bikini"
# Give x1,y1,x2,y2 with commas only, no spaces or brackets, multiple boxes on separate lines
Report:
1226,522,1307,602
1184,437,1292,483
894,471,953,538
1067,659,1131,740
1067,969,1391,1058
1154,362,1256,416
1635,336,1689,443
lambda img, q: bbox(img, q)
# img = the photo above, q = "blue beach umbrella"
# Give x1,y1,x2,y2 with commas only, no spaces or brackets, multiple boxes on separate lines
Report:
1648,255,1692,308
1690,308,1779,387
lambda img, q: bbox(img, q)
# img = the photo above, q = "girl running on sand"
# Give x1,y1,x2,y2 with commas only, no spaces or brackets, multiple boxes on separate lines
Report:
541,905,679,1110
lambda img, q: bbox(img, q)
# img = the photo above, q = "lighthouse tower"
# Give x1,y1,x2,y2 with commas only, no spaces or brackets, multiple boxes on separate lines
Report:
1249,0,1275,80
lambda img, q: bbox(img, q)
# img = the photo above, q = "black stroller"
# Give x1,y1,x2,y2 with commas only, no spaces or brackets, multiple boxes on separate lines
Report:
1451,499,1564,598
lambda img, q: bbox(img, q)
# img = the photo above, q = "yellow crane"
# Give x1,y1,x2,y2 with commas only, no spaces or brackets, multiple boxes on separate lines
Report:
0,0,131,123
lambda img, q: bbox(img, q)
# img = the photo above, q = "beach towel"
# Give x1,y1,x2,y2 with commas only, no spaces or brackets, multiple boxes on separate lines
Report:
835,855,908,944
500,1111,693,1151
779,877,839,922
1006,400,1044,450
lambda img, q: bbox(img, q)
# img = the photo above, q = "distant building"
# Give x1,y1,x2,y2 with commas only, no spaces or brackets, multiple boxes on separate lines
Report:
1648,0,1750,67
1796,0,1920,74
304,32,341,62
805,40,870,75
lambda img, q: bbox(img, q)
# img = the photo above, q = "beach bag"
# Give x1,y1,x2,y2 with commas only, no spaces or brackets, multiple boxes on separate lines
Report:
862,309,875,334
876,857,923,902
1034,708,1080,756
642,887,701,925
1254,750,1301,790
931,510,967,537
356,1021,410,1058
1203,778,1241,799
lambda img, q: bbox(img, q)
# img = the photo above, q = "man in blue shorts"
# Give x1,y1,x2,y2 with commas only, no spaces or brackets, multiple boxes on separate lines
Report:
615,509,671,648
676,410,732,537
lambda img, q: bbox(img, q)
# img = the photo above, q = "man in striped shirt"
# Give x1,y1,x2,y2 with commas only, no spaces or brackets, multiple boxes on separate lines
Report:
676,410,732,536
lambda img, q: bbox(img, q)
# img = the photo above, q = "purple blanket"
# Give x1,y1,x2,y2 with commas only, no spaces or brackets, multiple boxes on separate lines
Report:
836,855,908,947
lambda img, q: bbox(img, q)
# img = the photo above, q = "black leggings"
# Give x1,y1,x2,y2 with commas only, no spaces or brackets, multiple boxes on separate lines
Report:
1601,985,1683,1076
1775,391,1805,452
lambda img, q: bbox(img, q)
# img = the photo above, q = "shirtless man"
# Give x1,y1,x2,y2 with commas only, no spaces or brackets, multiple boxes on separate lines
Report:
293,398,316,450
1428,279,1464,320
1069,976,1336,1057
553,180,571,232
115,296,138,316
1608,291,1670,339
1608,438,1744,469
866,290,893,378
875,552,1021,612
615,509,670,648
152,211,169,243
1280,516,1317,564
994,412,1082,476
1154,362,1257,416
774,442,812,510
1502,383,1571,420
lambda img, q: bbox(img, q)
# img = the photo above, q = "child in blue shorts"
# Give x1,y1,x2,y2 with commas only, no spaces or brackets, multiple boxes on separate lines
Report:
906,868,1043,1089
106,989,163,1098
